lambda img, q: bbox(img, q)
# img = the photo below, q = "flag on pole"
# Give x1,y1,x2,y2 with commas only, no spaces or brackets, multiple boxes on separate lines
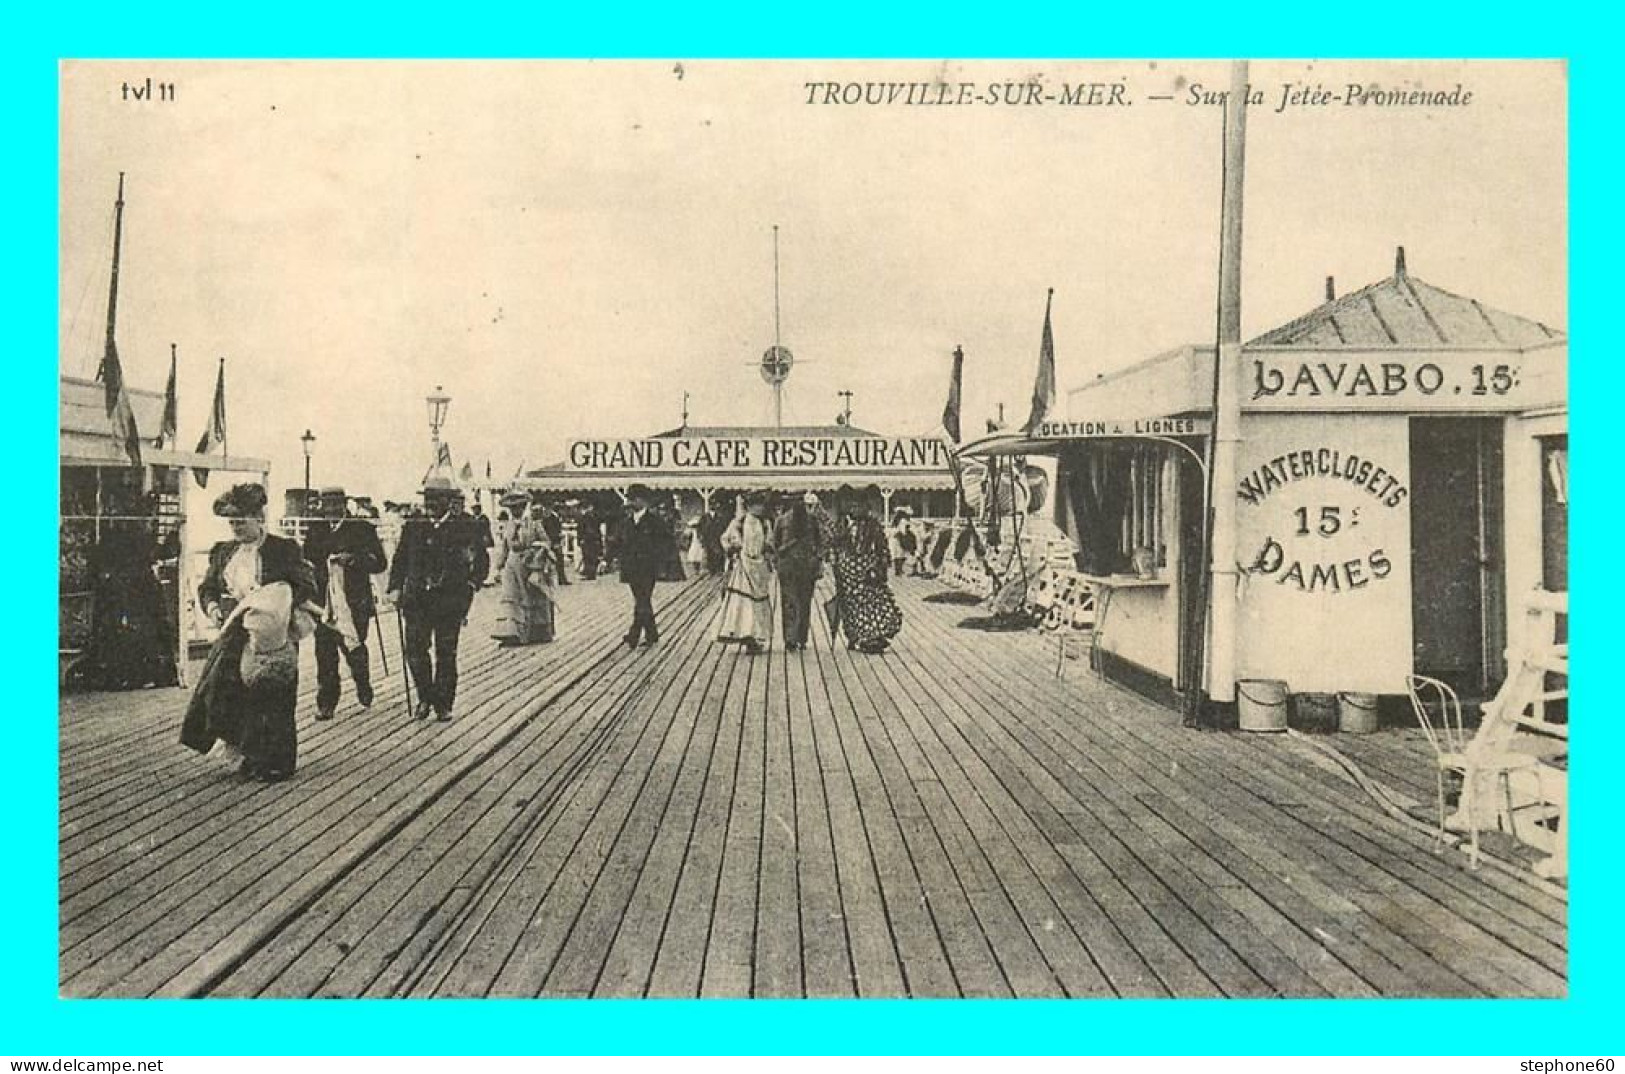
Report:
459,461,474,481
158,343,179,448
1021,289,1056,435
94,172,141,469
942,346,964,444
192,358,227,487
485,460,492,479
97,337,143,468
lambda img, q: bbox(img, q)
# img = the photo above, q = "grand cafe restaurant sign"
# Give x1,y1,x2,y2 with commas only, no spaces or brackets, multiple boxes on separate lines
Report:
566,435,952,474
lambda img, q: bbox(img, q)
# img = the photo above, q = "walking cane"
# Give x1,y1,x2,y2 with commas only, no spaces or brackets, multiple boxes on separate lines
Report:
372,604,390,674
394,604,413,712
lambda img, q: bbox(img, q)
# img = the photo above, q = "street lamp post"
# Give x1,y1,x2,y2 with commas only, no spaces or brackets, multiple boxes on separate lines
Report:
426,385,452,456
300,428,316,506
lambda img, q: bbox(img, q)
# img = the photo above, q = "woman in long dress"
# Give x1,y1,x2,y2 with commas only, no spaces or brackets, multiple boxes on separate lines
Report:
684,518,707,578
716,492,775,653
833,514,903,653
181,483,319,782
491,496,557,646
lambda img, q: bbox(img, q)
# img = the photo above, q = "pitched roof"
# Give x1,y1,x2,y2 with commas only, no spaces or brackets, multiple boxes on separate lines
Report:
1249,263,1564,350
652,423,879,438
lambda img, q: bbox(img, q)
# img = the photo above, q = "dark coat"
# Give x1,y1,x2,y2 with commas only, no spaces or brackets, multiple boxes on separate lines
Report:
578,512,603,554
617,509,673,587
774,510,825,580
387,513,484,613
303,517,387,618
197,534,317,618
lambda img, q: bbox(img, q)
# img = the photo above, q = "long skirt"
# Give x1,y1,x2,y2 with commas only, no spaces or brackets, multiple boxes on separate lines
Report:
493,558,556,644
834,554,903,652
717,558,773,647
181,624,299,775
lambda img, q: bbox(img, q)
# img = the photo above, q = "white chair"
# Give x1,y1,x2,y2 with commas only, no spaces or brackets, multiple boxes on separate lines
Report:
1050,575,1097,677
1406,674,1539,869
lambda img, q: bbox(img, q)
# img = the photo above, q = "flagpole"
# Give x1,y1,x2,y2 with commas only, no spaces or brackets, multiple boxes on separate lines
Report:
101,173,125,380
219,358,228,460
1194,60,1249,726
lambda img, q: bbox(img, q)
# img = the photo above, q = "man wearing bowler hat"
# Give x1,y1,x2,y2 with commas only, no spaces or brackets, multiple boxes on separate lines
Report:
387,477,484,720
303,486,388,720
617,484,671,649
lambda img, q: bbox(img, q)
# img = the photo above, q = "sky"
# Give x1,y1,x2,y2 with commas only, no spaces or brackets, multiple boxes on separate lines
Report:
59,59,1566,505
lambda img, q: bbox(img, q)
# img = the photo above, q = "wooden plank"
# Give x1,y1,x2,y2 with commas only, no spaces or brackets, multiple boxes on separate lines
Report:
897,594,1301,997
752,643,805,998
859,640,1160,998
784,645,856,998
699,645,768,997
591,626,735,997
541,601,726,996
642,646,749,996
900,580,1563,997
817,642,960,998
65,581,705,997
254,591,707,998
423,587,718,997
798,615,906,997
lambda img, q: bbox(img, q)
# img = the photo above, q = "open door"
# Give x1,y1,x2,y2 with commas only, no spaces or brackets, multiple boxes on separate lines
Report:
1409,417,1506,696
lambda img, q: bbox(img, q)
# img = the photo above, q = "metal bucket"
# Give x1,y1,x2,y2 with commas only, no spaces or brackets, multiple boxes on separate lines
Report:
1337,691,1381,734
1292,692,1340,733
1236,678,1289,733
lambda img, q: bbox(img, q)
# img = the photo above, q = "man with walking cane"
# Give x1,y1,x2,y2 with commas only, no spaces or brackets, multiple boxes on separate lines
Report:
386,476,484,722
303,487,388,721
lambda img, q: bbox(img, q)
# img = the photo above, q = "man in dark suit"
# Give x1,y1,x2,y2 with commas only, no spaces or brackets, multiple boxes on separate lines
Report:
536,498,571,586
618,484,671,649
303,486,388,720
387,478,484,721
469,501,495,586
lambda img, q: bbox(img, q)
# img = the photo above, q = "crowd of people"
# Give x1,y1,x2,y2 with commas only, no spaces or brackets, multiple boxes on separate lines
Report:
707,485,905,656
178,478,917,783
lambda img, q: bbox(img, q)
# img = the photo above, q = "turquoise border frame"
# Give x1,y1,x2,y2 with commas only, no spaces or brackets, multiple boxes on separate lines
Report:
12,4,1609,1055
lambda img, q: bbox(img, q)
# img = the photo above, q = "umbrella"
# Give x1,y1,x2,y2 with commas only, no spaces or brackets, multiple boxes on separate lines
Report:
824,591,842,644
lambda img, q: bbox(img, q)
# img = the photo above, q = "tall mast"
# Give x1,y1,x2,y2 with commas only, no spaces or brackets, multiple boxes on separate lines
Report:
100,172,126,379
773,225,783,428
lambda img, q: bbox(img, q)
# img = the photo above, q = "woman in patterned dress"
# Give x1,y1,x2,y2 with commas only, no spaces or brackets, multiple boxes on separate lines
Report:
815,495,902,654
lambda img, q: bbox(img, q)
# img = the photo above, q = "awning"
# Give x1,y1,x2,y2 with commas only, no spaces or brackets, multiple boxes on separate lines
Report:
955,416,1211,460
495,471,956,494
60,431,270,474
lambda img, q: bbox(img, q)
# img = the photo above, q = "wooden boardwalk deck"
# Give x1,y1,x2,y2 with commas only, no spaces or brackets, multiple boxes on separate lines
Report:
59,572,1567,998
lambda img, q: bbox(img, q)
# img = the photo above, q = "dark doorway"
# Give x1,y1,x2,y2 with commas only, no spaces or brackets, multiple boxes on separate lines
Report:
1410,418,1506,696
1540,435,1568,593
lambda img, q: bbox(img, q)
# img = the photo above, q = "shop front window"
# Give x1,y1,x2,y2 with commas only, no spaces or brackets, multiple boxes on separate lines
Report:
1061,443,1171,577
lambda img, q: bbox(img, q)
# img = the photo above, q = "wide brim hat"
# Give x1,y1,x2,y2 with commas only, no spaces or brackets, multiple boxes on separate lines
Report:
213,483,268,519
626,484,652,503
499,490,530,508
421,475,455,494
